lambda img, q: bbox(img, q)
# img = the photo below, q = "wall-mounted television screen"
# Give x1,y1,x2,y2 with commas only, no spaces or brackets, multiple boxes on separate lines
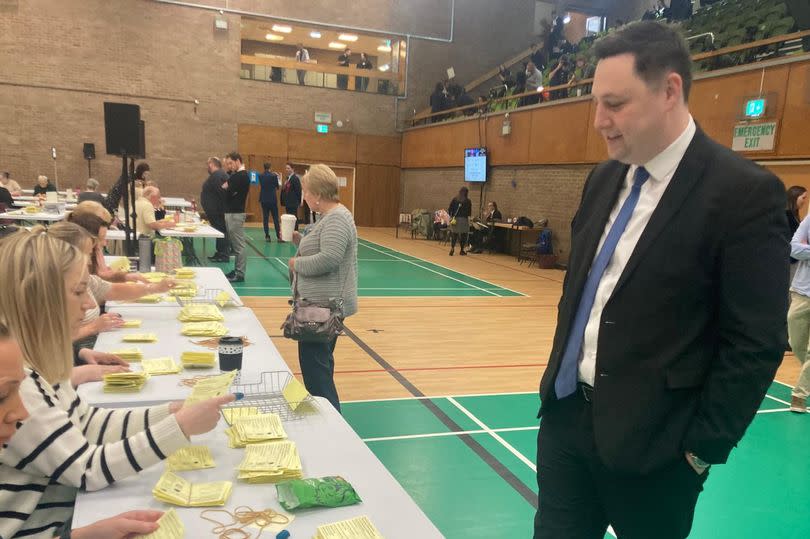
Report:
465,147,487,182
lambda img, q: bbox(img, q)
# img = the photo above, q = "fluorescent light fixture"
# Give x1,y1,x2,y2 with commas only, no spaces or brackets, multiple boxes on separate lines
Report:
265,33,284,41
377,45,392,52
563,13,572,24
338,33,358,42
378,64,390,72
328,41,347,49
537,86,544,92
272,24,292,33
310,31,322,38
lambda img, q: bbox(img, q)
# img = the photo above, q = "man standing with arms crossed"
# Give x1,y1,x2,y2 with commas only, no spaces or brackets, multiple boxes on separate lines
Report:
222,152,249,283
281,163,302,233
535,21,788,539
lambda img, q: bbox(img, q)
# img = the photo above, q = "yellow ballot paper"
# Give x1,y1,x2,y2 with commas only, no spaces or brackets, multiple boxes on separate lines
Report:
103,371,149,393
136,294,164,303
282,377,310,412
166,445,215,471
215,291,235,307
152,471,232,507
225,413,286,448
236,441,302,483
174,267,196,278
122,333,158,343
141,357,181,375
168,286,197,297
315,516,385,539
108,257,132,273
181,322,228,337
178,304,224,322
180,351,216,368
109,348,143,362
133,508,184,539
142,272,168,282
121,320,142,328
184,370,237,405
222,406,260,426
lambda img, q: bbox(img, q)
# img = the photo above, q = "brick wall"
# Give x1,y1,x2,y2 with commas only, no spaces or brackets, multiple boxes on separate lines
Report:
401,164,592,264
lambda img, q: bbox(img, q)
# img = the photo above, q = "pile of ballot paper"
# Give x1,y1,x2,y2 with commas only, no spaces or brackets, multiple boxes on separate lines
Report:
152,471,232,507
225,413,287,448
222,406,260,425
142,272,169,283
215,291,236,307
181,322,228,337
103,371,149,393
141,357,181,375
135,508,184,539
122,333,158,343
236,441,302,484
168,284,198,297
177,304,224,322
109,348,143,362
121,319,142,328
180,351,216,368
184,370,237,405
135,294,165,303
166,446,215,472
314,516,385,539
173,267,196,279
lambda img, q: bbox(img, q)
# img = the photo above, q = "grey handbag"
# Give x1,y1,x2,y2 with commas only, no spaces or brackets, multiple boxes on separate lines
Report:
281,273,346,342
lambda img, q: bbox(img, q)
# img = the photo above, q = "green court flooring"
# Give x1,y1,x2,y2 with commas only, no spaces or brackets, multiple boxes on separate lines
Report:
187,228,522,297
342,382,810,539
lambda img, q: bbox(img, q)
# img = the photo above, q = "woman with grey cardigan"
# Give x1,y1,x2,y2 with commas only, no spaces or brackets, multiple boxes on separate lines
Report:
288,164,358,412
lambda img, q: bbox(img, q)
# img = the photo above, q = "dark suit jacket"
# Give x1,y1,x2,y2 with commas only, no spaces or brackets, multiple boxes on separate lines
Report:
77,191,106,205
259,171,279,205
281,174,302,209
200,169,228,215
538,128,789,474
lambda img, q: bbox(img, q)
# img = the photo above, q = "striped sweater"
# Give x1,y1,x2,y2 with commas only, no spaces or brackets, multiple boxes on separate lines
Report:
0,370,188,538
295,205,359,317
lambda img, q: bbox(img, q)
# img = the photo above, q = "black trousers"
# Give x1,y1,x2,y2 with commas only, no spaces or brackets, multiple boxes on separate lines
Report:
298,337,340,412
285,205,300,231
535,391,709,539
208,213,229,256
261,202,280,239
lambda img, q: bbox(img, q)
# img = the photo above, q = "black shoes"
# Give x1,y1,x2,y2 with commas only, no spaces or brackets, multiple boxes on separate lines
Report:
265,235,272,242
227,273,244,283
449,249,454,256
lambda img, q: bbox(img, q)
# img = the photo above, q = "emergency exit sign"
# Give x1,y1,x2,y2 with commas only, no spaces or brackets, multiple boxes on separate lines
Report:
732,122,777,152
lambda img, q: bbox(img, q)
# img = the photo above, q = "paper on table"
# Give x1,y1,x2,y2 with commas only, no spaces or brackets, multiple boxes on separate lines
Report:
122,333,158,343
141,357,181,375
184,370,237,405
236,441,303,483
222,406,260,426
109,348,143,361
282,377,310,411
152,471,232,507
315,515,385,538
121,320,142,328
177,304,223,322
180,351,216,368
132,508,185,539
181,322,228,337
166,446,215,471
103,371,149,393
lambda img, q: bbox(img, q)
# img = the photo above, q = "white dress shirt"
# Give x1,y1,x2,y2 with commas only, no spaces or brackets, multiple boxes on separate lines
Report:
578,116,697,385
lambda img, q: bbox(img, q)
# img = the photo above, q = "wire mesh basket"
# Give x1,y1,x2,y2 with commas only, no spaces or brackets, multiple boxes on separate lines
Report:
174,288,238,307
221,371,317,422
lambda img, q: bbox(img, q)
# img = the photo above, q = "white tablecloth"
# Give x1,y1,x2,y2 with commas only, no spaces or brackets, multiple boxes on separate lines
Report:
102,267,243,308
106,225,223,240
162,197,192,209
0,211,67,222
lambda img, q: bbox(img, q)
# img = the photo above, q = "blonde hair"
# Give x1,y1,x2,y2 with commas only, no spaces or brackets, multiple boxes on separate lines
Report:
73,200,112,223
302,164,340,202
0,230,85,383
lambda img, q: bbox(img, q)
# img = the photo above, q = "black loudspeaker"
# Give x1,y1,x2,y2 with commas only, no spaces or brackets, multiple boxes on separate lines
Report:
83,143,96,160
134,120,146,159
103,102,141,156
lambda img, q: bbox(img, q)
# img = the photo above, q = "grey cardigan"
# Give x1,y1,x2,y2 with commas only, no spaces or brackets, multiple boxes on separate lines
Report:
294,205,358,317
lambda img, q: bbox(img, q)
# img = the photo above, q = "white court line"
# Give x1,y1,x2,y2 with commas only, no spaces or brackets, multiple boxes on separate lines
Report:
363,425,540,443
360,242,501,297
273,256,291,271
765,394,792,406
447,396,537,472
772,379,794,389
756,408,793,414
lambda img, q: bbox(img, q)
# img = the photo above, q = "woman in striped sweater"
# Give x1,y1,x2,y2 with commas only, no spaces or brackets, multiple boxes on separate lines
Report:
0,230,233,538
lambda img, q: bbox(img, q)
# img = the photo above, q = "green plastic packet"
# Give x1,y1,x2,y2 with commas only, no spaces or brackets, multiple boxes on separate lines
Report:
276,476,362,511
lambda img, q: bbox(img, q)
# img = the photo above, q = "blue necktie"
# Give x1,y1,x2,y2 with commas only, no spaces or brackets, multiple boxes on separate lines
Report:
555,167,650,399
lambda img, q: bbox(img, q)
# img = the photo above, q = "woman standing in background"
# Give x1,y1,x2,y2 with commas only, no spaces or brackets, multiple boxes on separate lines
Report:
448,186,472,256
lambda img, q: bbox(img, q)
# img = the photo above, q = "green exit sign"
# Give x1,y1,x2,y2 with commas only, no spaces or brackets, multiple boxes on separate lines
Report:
744,98,766,118
316,124,329,133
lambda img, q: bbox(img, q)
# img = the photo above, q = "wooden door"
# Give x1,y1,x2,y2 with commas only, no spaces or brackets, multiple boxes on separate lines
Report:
290,163,355,222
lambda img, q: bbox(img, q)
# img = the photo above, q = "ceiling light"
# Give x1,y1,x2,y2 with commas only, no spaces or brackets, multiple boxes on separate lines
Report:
338,33,358,42
563,14,572,24
378,64,390,72
310,31,322,38
265,33,284,41
272,24,292,33
377,45,392,52
328,41,347,49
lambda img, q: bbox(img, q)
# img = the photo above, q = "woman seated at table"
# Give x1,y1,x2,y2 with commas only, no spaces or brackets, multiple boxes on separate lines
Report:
32,175,57,197
0,230,233,539
470,201,503,253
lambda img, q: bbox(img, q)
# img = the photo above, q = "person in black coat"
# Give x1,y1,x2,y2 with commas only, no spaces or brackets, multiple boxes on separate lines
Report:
259,162,281,242
536,22,788,539
429,82,447,123
281,163,302,232
356,52,373,92
32,175,56,196
447,186,472,256
201,157,230,261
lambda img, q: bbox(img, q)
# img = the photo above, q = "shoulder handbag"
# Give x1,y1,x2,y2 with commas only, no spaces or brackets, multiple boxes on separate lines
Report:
281,264,351,343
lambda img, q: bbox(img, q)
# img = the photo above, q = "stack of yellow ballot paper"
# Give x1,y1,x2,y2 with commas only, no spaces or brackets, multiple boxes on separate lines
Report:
236,441,302,483
166,446,215,471
121,320,142,328
184,370,237,405
122,333,158,343
133,508,184,539
168,283,198,297
225,413,287,448
222,406,260,426
180,351,216,368
152,471,232,507
103,371,149,393
174,267,196,279
108,257,132,273
215,290,235,307
142,272,169,283
314,516,385,539
181,322,228,337
136,294,164,303
141,357,181,375
110,348,143,362
178,304,223,322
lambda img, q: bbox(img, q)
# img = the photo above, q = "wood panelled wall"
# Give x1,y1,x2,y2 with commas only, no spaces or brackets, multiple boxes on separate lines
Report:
402,58,810,168
238,126,401,227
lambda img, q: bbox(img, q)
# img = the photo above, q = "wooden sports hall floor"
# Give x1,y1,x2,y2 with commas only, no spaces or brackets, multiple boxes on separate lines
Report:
214,226,806,539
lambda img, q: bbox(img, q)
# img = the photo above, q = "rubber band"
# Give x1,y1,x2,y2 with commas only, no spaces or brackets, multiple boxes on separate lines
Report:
200,506,290,539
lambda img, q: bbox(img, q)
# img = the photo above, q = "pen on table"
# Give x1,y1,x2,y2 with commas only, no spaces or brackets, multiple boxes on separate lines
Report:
276,530,290,539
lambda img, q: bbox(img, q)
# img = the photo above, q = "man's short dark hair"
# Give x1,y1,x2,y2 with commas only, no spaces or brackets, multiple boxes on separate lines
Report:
207,156,222,169
263,162,271,170
593,21,692,101
227,152,243,164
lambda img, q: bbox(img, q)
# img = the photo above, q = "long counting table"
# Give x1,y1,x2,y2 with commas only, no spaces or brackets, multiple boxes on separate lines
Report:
73,267,442,538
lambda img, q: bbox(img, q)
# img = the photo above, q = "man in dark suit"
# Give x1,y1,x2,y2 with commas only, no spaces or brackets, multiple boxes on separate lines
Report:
281,163,302,232
535,21,789,539
259,162,281,242
200,157,229,262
